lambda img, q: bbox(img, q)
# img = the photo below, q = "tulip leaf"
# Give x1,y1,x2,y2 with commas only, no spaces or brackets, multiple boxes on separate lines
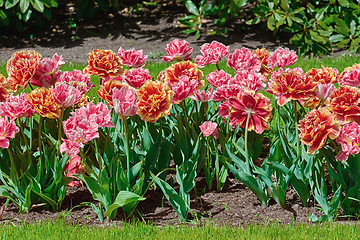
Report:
106,191,145,220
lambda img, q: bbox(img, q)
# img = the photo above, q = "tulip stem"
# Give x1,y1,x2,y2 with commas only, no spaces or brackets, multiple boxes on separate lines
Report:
38,116,43,154
293,100,300,157
244,110,251,163
18,118,30,154
57,107,65,157
123,117,131,190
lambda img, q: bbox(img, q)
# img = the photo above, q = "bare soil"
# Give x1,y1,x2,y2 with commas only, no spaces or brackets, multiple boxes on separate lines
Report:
0,1,284,63
0,177,323,227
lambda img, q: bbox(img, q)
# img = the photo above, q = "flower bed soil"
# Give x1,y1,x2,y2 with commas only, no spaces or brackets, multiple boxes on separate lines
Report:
0,177,324,227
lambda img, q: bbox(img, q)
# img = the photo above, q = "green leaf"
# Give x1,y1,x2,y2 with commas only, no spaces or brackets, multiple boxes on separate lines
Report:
5,0,19,9
19,0,29,13
183,28,197,35
310,30,327,44
185,0,199,15
151,172,189,221
267,15,276,31
246,17,261,25
227,163,269,205
270,183,286,208
315,6,328,21
338,0,349,7
195,30,200,39
105,191,145,220
30,0,44,12
350,20,356,36
329,34,346,43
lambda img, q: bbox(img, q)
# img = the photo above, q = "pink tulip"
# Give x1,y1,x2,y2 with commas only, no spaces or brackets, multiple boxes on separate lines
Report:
200,121,219,139
227,48,261,73
189,87,214,102
231,70,267,92
64,155,85,187
340,67,360,87
117,47,148,68
60,139,83,158
270,47,298,68
50,82,82,108
206,70,232,88
0,93,36,119
58,70,94,95
315,83,336,101
61,102,115,157
31,53,64,88
124,67,152,88
195,41,229,68
219,89,273,134
170,75,199,104
213,83,242,102
0,116,19,149
163,39,193,62
113,86,138,119
336,122,360,161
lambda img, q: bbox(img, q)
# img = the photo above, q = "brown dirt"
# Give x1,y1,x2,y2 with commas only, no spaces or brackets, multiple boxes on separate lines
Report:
0,1,284,63
0,177,323,227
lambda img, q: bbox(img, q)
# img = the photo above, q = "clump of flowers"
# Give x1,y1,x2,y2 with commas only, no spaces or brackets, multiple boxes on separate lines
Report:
137,80,174,122
299,107,340,155
163,39,193,62
83,49,123,79
117,47,148,68
6,50,42,91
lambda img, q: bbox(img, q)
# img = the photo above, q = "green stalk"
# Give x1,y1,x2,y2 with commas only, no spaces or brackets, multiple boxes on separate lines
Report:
293,100,300,158
123,116,130,190
18,118,30,153
38,116,43,154
57,107,65,157
244,111,252,163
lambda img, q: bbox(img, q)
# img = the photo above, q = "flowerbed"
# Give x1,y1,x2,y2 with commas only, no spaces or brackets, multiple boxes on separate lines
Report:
0,40,359,223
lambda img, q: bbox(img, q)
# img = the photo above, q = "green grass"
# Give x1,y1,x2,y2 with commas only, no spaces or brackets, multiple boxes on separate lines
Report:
0,221,359,240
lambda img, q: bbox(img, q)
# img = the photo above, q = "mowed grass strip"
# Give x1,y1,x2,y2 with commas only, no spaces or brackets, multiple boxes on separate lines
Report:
1,221,360,240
